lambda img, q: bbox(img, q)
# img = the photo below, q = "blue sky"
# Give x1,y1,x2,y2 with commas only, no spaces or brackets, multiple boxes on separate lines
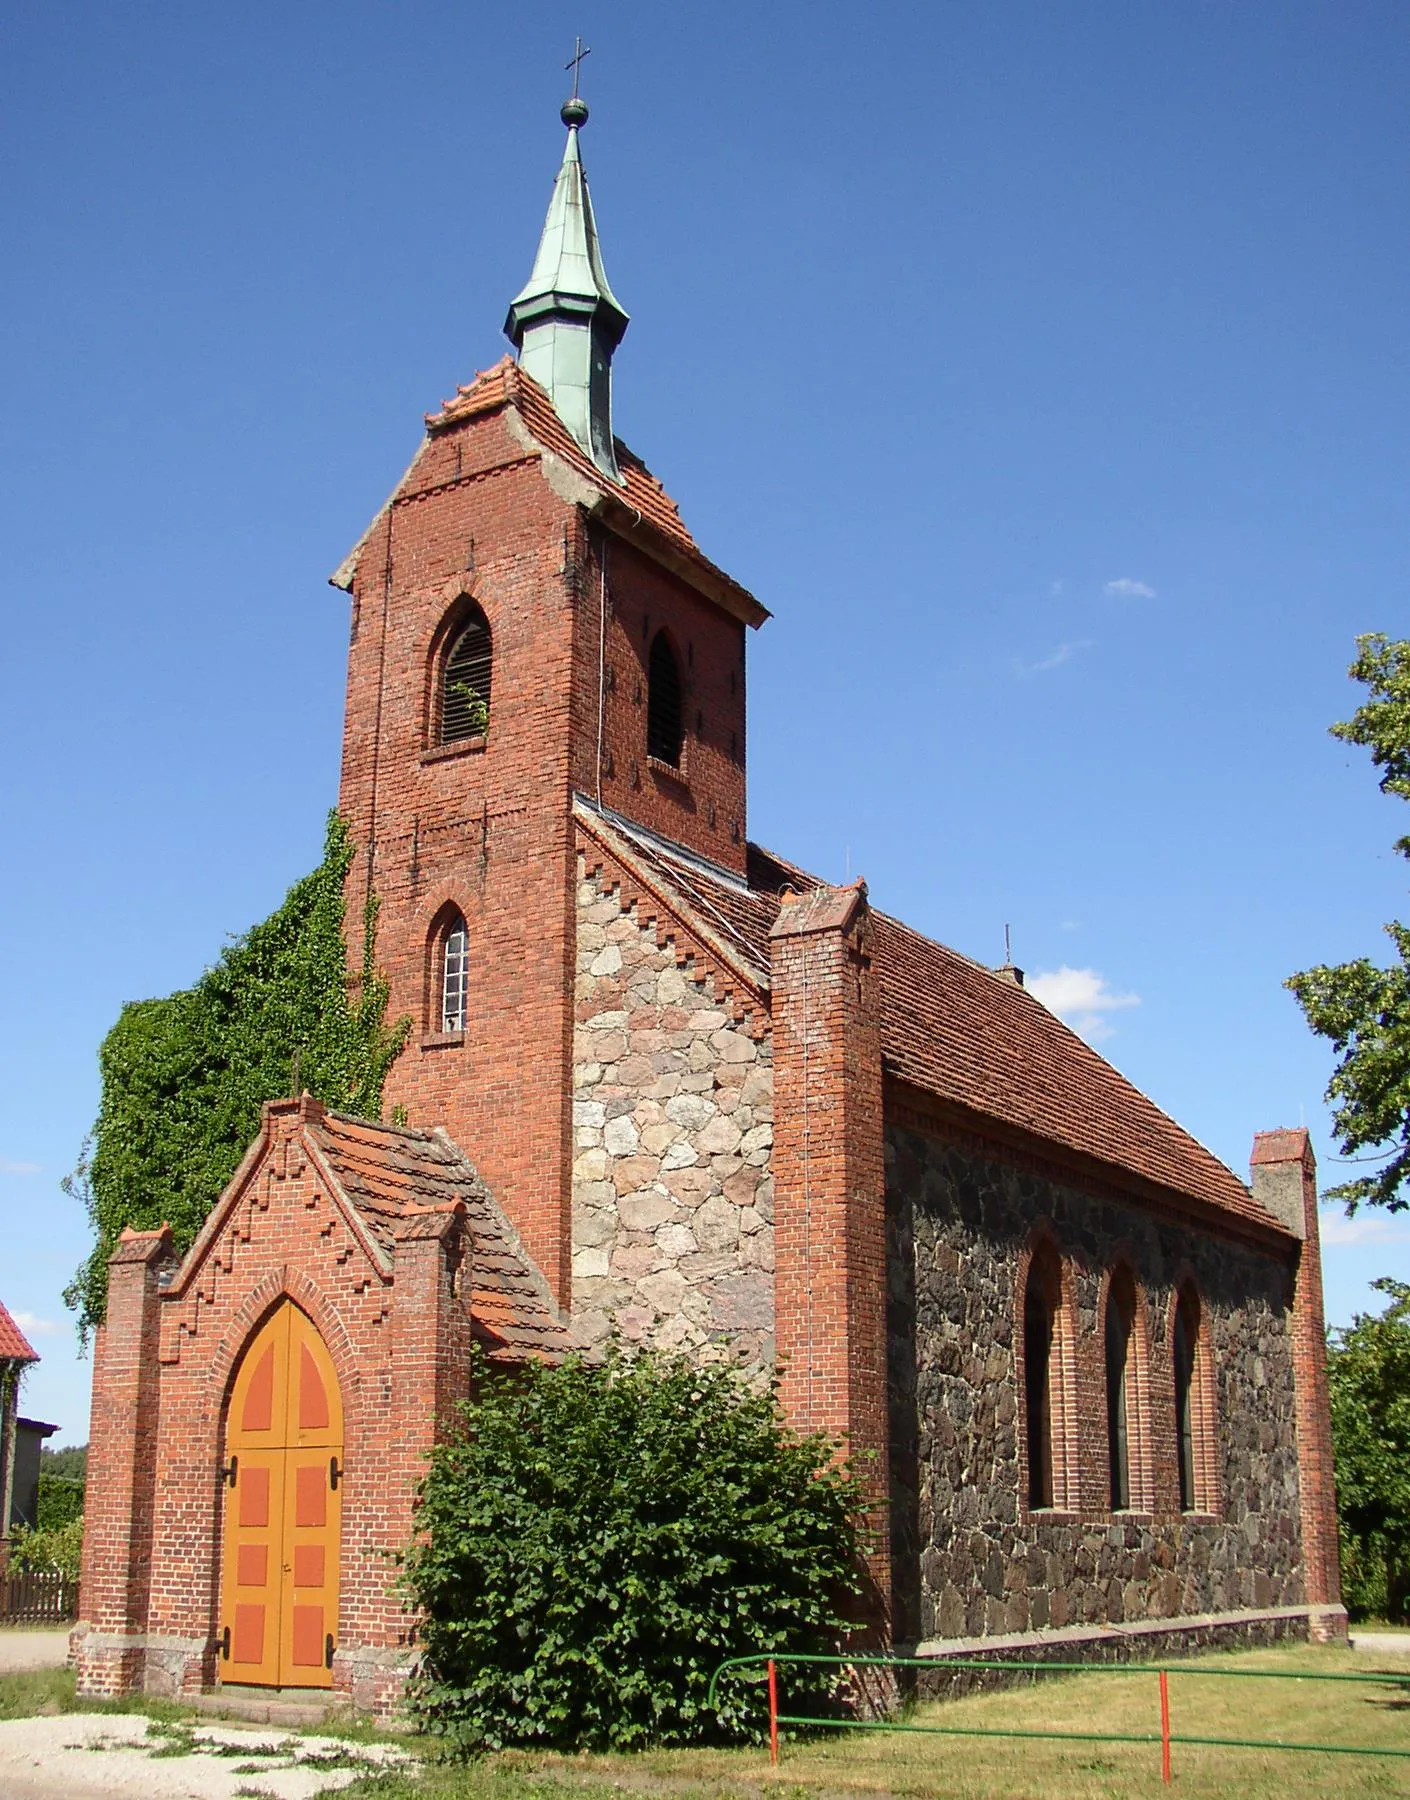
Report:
2,2,1407,1443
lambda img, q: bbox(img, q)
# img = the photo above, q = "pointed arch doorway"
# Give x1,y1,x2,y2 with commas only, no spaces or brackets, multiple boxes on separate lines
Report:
218,1300,343,1688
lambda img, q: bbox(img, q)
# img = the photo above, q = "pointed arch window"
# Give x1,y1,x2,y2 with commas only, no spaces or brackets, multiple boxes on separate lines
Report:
1024,1277,1055,1509
1105,1269,1135,1510
1021,1239,1074,1511
441,607,493,744
1170,1279,1219,1515
647,630,684,768
441,914,469,1034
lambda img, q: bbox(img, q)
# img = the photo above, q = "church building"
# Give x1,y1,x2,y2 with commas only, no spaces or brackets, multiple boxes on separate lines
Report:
75,90,1344,1714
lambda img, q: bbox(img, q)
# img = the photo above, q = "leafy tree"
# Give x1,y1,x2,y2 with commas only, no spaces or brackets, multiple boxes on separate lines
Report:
404,1348,871,1752
1288,635,1410,1211
1327,1278,1410,1621
38,1444,87,1484
64,813,407,1336
9,1516,83,1583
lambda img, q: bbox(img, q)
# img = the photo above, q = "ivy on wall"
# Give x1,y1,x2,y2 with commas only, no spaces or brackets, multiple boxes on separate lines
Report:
64,813,408,1337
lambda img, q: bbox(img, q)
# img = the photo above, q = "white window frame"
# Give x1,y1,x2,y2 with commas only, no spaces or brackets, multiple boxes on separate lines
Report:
442,920,469,1033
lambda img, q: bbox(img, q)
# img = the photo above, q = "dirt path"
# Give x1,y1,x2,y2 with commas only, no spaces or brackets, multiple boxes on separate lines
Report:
1350,1629,1410,1655
0,1628,70,1673
0,1712,412,1799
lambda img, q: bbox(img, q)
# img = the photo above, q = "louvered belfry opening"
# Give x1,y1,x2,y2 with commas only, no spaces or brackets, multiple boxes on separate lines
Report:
441,608,493,743
647,630,684,767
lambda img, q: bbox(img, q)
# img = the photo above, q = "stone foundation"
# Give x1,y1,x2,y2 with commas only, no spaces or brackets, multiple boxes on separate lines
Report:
905,1604,1339,1701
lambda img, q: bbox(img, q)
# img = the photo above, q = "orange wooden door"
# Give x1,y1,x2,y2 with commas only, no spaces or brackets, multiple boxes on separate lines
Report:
219,1302,343,1688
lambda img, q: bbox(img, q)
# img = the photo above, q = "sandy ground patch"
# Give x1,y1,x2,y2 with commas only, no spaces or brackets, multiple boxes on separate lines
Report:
0,1711,414,1799
0,1629,71,1673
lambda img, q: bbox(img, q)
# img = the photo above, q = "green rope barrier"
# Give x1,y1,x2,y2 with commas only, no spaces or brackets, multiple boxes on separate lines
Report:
708,1650,1410,1707
776,1715,1410,1758
707,1649,1410,1765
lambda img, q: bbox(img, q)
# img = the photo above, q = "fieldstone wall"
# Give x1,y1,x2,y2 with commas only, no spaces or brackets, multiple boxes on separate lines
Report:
886,1119,1304,1646
571,866,774,1366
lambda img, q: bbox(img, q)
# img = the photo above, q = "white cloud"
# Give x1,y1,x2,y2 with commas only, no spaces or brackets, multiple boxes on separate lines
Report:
1027,965,1141,1044
1049,578,1067,598
1015,639,1092,678
1318,1210,1410,1248
1103,577,1157,599
0,1159,40,1176
12,1312,60,1336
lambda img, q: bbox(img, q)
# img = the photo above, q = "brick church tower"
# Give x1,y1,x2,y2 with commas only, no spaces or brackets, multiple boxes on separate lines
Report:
333,93,768,1308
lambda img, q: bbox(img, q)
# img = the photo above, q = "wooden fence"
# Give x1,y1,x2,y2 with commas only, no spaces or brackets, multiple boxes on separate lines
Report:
0,1569,77,1625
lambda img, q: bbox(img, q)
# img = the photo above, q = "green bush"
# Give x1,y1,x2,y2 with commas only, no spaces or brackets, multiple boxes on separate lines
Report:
36,1474,84,1532
405,1349,870,1751
63,812,407,1336
10,1516,83,1582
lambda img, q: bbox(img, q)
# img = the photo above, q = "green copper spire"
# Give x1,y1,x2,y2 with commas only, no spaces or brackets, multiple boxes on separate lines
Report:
505,87,629,480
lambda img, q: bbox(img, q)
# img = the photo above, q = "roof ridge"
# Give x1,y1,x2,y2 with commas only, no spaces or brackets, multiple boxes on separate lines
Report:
322,1108,436,1146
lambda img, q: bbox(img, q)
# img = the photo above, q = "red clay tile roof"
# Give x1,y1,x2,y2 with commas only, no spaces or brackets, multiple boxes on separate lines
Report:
427,359,762,621
314,1111,573,1363
430,357,694,554
0,1300,38,1363
579,808,1282,1235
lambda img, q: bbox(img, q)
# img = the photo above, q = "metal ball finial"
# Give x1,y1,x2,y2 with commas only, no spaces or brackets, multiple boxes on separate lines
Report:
561,95,589,128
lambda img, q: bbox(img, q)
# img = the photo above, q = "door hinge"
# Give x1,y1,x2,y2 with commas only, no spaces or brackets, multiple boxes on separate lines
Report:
329,1455,342,1491
220,1625,230,1661
325,1633,336,1670
219,1455,238,1489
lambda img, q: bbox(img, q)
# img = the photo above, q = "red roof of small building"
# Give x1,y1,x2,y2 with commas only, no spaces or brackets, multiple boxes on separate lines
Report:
0,1300,38,1363
577,805,1285,1238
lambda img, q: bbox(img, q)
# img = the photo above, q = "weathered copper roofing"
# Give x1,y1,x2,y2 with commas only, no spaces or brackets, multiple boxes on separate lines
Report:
505,116,628,478
0,1299,38,1364
576,804,1286,1238
312,1110,573,1364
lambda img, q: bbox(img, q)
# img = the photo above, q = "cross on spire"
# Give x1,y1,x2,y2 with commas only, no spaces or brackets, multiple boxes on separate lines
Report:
565,37,591,100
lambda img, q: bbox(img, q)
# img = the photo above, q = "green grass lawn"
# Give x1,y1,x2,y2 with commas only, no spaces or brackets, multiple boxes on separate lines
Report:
5,1643,1408,1798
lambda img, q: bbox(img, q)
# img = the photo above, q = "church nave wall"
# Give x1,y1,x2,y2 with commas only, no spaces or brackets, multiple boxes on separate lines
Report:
884,1118,1304,1648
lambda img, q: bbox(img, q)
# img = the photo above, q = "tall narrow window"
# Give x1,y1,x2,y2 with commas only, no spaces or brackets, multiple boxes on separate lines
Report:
441,915,469,1033
647,630,684,767
1105,1274,1134,1511
1173,1288,1198,1513
441,607,493,743
1024,1278,1054,1509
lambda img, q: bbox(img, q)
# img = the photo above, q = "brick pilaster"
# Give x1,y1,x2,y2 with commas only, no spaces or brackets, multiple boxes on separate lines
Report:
76,1225,172,1694
389,1203,471,1547
1250,1129,1346,1638
769,882,889,1615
